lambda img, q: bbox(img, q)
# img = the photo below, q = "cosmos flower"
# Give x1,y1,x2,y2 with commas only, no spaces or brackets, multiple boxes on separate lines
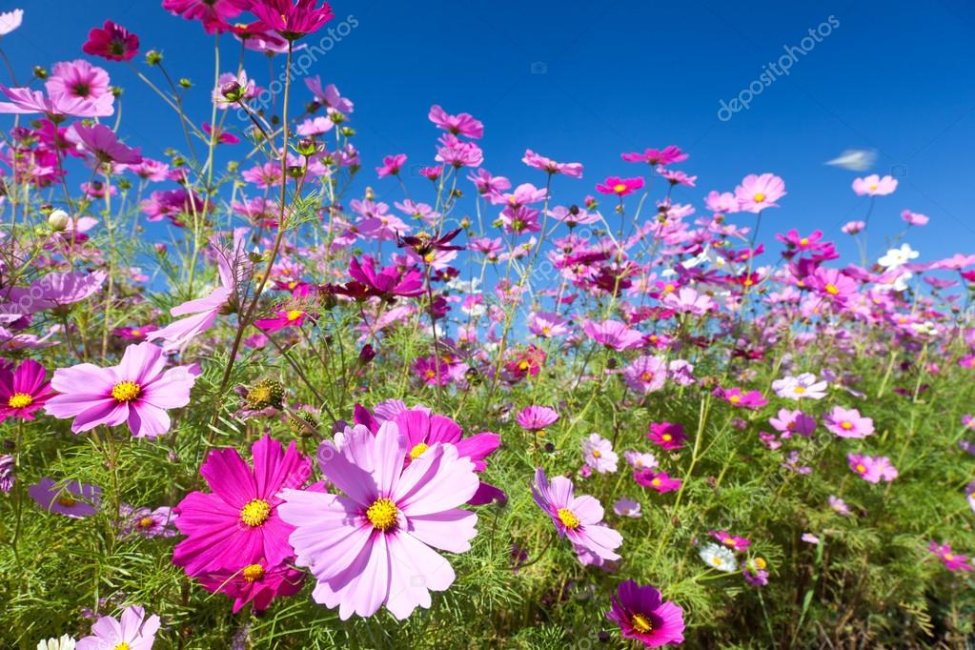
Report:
376,154,407,178
0,9,23,36
119,505,178,539
771,373,828,400
196,559,306,613
735,173,786,213
76,606,159,650
613,498,642,518
634,469,682,493
714,387,768,410
596,176,644,197
532,468,623,566
279,421,481,619
162,0,245,33
606,580,685,648
928,542,973,572
824,407,874,438
582,319,644,351
516,405,559,431
45,342,200,439
0,359,53,422
46,60,112,105
878,244,919,269
623,355,667,395
768,409,816,437
699,543,738,572
641,426,683,457
67,123,143,165
852,174,897,196
621,145,688,166
847,453,898,484
522,149,583,178
28,478,101,518
709,530,751,553
428,104,484,139
582,433,619,474
82,20,140,62
828,495,852,516
172,435,312,576
901,210,929,226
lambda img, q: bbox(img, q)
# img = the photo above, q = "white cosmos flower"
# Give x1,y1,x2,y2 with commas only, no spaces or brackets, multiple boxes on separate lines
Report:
699,543,738,572
37,636,76,650
878,244,919,269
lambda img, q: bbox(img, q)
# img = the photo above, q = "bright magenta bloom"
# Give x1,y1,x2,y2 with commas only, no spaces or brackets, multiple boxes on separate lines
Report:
68,123,143,164
45,342,200,438
709,529,751,552
621,145,688,166
634,469,682,493
196,559,306,613
928,541,973,572
278,421,480,620
251,0,335,41
596,176,644,197
516,405,559,431
172,435,312,576
714,387,768,410
0,359,53,422
83,20,140,62
606,580,685,647
847,453,898,483
735,173,786,212
647,422,686,451
583,319,645,351
522,148,583,178
429,104,484,139
531,468,623,566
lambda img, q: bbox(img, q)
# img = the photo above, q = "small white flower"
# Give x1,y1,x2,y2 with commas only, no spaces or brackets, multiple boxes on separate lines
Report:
877,244,919,269
699,543,738,572
582,433,618,474
37,636,76,650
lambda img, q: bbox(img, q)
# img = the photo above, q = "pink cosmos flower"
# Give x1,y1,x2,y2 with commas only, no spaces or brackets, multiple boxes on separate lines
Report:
928,542,973,572
582,433,619,474
623,355,667,394
162,0,245,33
29,477,101,518
46,60,112,104
196,559,306,613
705,190,740,214
841,220,866,235
714,387,768,410
852,174,897,196
172,435,312,576
709,530,751,552
583,319,644,351
532,468,623,566
68,123,143,164
120,505,178,539
528,311,569,338
45,342,200,438
768,409,816,437
306,76,354,114
596,176,644,197
901,209,929,226
428,104,484,139
83,20,140,61
621,144,689,166
251,0,335,41
634,469,682,493
0,359,52,422
76,605,159,650
516,405,559,431
647,422,686,451
376,153,407,178
522,149,583,178
735,173,786,213
828,495,851,516
436,133,484,168
0,83,114,118
279,421,481,620
847,453,898,483
607,580,685,648
825,407,874,438
346,256,424,300
662,286,715,316
624,451,658,471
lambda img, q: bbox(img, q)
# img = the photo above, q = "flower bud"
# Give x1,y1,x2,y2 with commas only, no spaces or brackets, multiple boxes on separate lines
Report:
48,209,70,231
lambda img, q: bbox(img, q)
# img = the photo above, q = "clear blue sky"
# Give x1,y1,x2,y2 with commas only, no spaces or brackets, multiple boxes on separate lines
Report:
5,0,975,261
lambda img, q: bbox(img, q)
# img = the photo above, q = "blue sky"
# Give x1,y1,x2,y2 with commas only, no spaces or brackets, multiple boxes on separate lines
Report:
5,0,975,263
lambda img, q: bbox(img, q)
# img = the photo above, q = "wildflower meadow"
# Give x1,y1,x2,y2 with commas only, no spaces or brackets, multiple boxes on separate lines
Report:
1,2,974,648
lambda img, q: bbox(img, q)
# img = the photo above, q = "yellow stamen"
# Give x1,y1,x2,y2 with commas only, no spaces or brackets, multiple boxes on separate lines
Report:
57,495,78,507
556,507,580,530
651,478,662,487
793,386,806,394
825,283,840,295
8,392,33,409
409,443,429,460
366,498,399,531
111,381,141,403
631,613,653,634
592,449,602,459
799,237,809,246
753,192,766,203
661,434,673,442
114,644,131,650
754,557,768,570
613,183,628,194
242,563,265,583
137,516,155,529
840,421,853,430
855,463,867,473
240,499,271,527
285,309,303,321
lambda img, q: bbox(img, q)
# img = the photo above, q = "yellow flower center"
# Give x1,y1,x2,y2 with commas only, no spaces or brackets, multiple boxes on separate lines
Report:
242,563,265,583
542,326,552,336
799,237,809,246
424,369,437,379
409,443,429,460
641,371,654,382
556,507,580,530
662,433,672,442
423,251,436,263
753,192,766,203
518,360,530,371
631,613,653,634
825,283,840,295
840,421,853,430
111,381,141,403
664,283,676,294
855,463,867,473
285,309,303,321
115,644,131,650
754,557,767,570
131,329,142,337
728,394,742,404
240,499,272,527
743,278,754,287
613,183,628,194
869,183,878,191
7,392,33,409
944,553,955,561
366,498,399,531
137,516,155,529
651,478,662,487
793,386,806,394
57,495,78,507
592,449,602,459
712,556,723,567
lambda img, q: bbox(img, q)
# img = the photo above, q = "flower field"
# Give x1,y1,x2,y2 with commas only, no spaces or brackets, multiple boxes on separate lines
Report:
1,2,974,648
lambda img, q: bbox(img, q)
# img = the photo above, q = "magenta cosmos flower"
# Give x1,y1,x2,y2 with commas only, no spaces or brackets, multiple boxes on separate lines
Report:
709,529,751,552
634,469,682,493
623,355,667,395
606,580,685,648
583,319,645,351
45,342,199,438
714,386,768,410
0,359,53,422
76,605,159,650
516,405,559,431
928,541,973,572
847,453,898,483
647,422,687,451
196,559,306,614
596,176,644,197
83,20,140,62
522,148,583,178
29,477,101,518
531,468,623,566
621,145,689,166
278,422,481,620
252,0,334,40
428,104,484,139
68,123,143,164
824,406,874,438
735,172,786,213
172,435,312,576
